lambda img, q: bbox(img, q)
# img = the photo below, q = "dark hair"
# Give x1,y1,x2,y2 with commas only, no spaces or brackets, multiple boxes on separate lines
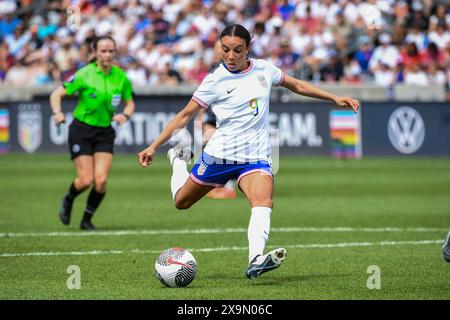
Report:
89,35,116,63
220,24,251,47
92,35,116,51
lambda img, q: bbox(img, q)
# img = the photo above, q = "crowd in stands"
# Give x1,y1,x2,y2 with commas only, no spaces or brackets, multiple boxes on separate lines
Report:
0,0,449,99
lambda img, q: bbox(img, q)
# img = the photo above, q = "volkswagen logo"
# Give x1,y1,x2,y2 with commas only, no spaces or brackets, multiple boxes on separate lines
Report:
388,107,425,154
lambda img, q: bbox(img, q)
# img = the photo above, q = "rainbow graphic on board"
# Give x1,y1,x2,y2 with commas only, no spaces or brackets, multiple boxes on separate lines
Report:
0,109,9,154
329,110,361,159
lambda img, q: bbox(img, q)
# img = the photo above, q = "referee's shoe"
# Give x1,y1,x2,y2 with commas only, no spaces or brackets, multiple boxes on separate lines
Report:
59,196,73,225
443,229,450,262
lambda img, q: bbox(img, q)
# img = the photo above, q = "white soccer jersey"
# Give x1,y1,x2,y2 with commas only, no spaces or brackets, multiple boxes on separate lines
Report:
192,59,285,162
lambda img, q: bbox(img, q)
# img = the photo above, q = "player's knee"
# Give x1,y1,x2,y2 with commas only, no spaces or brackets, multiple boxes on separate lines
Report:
174,198,192,210
174,201,191,210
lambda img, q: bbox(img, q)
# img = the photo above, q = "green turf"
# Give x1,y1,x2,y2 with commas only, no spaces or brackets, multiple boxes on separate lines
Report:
0,153,449,299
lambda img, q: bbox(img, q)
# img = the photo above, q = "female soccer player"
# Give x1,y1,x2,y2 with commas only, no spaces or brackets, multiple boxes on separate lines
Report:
50,35,135,231
138,24,359,278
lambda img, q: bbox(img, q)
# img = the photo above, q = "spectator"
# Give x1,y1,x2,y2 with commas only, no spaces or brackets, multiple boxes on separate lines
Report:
428,24,450,50
152,9,170,44
277,0,296,22
369,33,400,73
405,25,428,52
320,51,344,82
0,12,21,41
126,58,148,86
251,21,270,58
277,38,300,74
429,3,450,30
27,57,53,85
4,23,31,57
158,62,182,86
4,59,28,86
404,64,429,86
420,42,446,68
400,42,421,69
426,63,447,86
298,3,320,33
344,59,363,83
54,38,79,72
0,0,446,93
373,62,395,88
354,35,374,74
136,40,158,70
186,57,209,85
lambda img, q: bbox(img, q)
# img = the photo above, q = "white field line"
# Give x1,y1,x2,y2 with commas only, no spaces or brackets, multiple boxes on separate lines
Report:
0,239,443,258
0,227,447,238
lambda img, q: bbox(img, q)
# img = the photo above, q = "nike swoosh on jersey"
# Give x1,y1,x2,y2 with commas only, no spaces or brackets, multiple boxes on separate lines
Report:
226,87,237,94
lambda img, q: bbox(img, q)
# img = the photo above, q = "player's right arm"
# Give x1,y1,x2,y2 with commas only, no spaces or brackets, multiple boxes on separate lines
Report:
138,99,203,167
49,85,68,125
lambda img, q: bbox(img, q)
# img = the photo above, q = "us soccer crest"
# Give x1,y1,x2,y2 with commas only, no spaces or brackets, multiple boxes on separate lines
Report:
197,162,207,176
18,104,42,153
257,75,267,88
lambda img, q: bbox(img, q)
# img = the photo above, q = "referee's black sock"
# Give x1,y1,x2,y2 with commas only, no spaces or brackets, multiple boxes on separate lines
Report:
82,188,106,222
65,182,84,203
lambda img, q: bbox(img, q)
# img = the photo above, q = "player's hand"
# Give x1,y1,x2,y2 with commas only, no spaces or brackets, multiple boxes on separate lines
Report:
53,112,66,126
138,146,156,167
334,97,360,113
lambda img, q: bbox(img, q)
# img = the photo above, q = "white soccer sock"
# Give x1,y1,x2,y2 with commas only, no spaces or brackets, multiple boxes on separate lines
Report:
224,179,234,190
247,207,272,264
170,158,189,200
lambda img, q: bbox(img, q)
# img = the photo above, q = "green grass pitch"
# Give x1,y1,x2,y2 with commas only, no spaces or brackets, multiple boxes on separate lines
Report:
0,153,449,299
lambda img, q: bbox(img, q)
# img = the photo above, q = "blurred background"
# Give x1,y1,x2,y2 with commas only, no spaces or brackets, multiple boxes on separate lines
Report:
0,0,449,93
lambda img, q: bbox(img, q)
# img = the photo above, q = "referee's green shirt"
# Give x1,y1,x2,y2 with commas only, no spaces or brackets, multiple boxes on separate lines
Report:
63,63,134,127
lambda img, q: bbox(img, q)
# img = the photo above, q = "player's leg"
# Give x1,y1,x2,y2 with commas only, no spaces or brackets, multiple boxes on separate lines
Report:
59,155,94,225
174,178,215,210
79,152,113,230
239,172,286,279
239,172,273,262
207,179,236,199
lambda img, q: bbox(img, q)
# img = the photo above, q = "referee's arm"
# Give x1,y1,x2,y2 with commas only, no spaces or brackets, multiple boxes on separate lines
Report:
114,98,135,124
49,86,68,125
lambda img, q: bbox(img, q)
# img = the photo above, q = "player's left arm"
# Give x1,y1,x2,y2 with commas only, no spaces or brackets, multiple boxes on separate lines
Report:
280,74,360,113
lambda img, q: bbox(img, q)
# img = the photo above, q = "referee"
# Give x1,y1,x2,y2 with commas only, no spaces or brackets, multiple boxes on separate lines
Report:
50,35,135,230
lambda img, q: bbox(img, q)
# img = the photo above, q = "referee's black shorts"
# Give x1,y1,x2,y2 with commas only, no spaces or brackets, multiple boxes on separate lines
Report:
68,119,116,160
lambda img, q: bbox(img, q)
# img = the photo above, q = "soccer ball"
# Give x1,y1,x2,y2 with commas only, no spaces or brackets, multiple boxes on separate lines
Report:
155,247,197,288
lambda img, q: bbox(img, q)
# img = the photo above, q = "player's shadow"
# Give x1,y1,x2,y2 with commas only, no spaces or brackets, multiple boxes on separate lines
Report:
249,274,349,286
203,273,352,286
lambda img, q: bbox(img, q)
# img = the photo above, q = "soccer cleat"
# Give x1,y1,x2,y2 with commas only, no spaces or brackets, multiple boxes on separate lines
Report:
59,196,73,225
167,147,192,165
443,229,450,262
80,220,96,231
245,248,287,279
